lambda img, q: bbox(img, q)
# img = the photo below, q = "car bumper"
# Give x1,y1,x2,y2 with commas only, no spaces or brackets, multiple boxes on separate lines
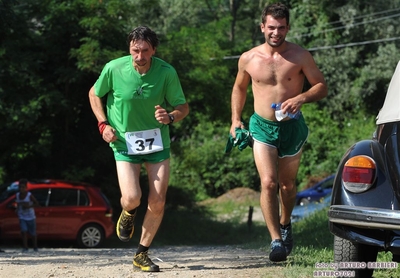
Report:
329,205,400,230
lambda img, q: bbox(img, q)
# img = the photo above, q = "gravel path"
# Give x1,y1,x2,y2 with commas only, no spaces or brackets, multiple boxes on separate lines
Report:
0,246,284,278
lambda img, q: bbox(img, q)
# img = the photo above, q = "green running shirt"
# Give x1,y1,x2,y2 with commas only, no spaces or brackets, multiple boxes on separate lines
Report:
94,55,186,153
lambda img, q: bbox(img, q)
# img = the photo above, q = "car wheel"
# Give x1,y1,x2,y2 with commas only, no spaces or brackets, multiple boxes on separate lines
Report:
77,223,105,248
334,236,378,278
299,198,310,206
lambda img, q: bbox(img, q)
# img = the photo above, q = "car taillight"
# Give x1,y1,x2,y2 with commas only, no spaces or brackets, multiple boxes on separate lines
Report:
342,155,376,193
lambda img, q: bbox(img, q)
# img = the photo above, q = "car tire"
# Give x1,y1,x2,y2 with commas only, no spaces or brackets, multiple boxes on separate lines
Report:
334,236,378,278
77,223,105,248
299,198,310,206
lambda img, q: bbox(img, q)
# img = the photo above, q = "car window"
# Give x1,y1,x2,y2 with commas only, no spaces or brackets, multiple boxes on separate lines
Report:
0,182,19,202
30,189,51,206
48,188,77,206
319,178,334,190
4,188,49,208
78,190,90,206
100,191,111,207
48,188,89,206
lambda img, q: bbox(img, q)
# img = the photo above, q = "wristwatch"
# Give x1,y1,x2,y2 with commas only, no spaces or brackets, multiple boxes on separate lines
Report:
168,113,175,124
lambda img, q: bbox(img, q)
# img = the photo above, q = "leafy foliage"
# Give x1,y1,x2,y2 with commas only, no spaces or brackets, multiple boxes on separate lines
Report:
170,121,259,200
299,103,376,187
1,0,399,206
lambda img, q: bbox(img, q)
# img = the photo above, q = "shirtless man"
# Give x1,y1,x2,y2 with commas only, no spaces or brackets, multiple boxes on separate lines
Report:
230,3,327,262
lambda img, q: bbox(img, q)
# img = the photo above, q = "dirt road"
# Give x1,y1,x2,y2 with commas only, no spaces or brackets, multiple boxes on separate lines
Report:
0,245,285,278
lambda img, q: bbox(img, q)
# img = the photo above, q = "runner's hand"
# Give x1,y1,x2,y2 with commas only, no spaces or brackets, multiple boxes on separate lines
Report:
102,125,117,143
155,105,170,124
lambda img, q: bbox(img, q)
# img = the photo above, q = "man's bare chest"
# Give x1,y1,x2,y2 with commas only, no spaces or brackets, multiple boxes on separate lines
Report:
247,58,302,85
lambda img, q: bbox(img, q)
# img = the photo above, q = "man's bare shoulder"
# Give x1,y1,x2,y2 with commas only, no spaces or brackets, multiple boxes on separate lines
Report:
286,41,306,50
285,42,312,59
239,45,265,63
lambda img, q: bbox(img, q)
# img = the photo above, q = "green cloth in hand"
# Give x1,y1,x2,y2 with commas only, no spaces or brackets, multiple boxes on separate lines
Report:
225,128,252,153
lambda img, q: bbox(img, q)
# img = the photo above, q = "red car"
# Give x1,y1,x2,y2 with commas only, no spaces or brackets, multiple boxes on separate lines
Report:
0,179,114,248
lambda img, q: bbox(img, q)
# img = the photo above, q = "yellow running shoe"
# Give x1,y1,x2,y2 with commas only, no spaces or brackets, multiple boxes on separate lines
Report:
116,210,136,242
133,251,160,272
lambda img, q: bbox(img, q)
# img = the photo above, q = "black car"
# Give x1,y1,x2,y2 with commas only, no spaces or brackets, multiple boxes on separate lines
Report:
328,61,400,277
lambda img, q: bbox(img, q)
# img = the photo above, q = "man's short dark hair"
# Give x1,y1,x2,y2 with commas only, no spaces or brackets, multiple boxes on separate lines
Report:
261,3,290,25
127,26,159,49
19,178,28,187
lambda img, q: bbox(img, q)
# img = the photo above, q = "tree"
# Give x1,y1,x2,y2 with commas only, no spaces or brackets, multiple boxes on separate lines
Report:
290,0,400,123
1,0,399,200
0,0,134,182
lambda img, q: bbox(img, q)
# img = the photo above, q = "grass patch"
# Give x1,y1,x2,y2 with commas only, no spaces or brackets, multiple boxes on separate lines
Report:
149,201,266,246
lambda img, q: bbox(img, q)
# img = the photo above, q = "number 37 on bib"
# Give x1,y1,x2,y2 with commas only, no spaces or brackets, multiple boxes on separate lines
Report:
125,128,164,155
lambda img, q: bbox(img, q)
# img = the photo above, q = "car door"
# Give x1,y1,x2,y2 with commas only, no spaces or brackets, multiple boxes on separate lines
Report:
0,198,21,238
45,188,89,239
29,188,51,237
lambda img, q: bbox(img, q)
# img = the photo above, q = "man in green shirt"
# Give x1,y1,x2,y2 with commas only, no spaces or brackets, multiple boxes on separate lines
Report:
89,26,189,272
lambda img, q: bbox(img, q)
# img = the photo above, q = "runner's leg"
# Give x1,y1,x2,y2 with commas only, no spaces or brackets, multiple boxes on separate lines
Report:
278,151,302,226
139,159,170,247
253,141,281,240
116,161,142,211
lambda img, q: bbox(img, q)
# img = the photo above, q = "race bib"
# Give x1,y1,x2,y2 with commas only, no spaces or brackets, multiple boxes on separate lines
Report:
125,128,163,155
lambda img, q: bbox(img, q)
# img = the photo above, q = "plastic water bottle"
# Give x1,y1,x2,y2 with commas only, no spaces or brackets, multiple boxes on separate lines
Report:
271,103,287,121
271,103,300,121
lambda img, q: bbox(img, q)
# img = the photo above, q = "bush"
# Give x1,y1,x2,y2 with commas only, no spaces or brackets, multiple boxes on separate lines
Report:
169,121,259,200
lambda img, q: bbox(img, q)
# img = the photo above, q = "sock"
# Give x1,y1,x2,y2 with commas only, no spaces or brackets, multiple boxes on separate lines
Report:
136,244,149,255
127,208,137,215
280,222,291,229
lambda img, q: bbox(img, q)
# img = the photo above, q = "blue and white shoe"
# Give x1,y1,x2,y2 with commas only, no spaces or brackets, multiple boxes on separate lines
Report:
280,222,293,256
269,239,287,262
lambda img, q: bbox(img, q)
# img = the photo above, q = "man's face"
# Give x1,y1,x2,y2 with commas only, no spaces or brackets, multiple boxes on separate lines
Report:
260,15,289,47
129,39,156,68
19,184,27,193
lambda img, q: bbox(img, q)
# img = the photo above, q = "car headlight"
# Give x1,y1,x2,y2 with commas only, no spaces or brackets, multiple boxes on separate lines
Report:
342,155,376,193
